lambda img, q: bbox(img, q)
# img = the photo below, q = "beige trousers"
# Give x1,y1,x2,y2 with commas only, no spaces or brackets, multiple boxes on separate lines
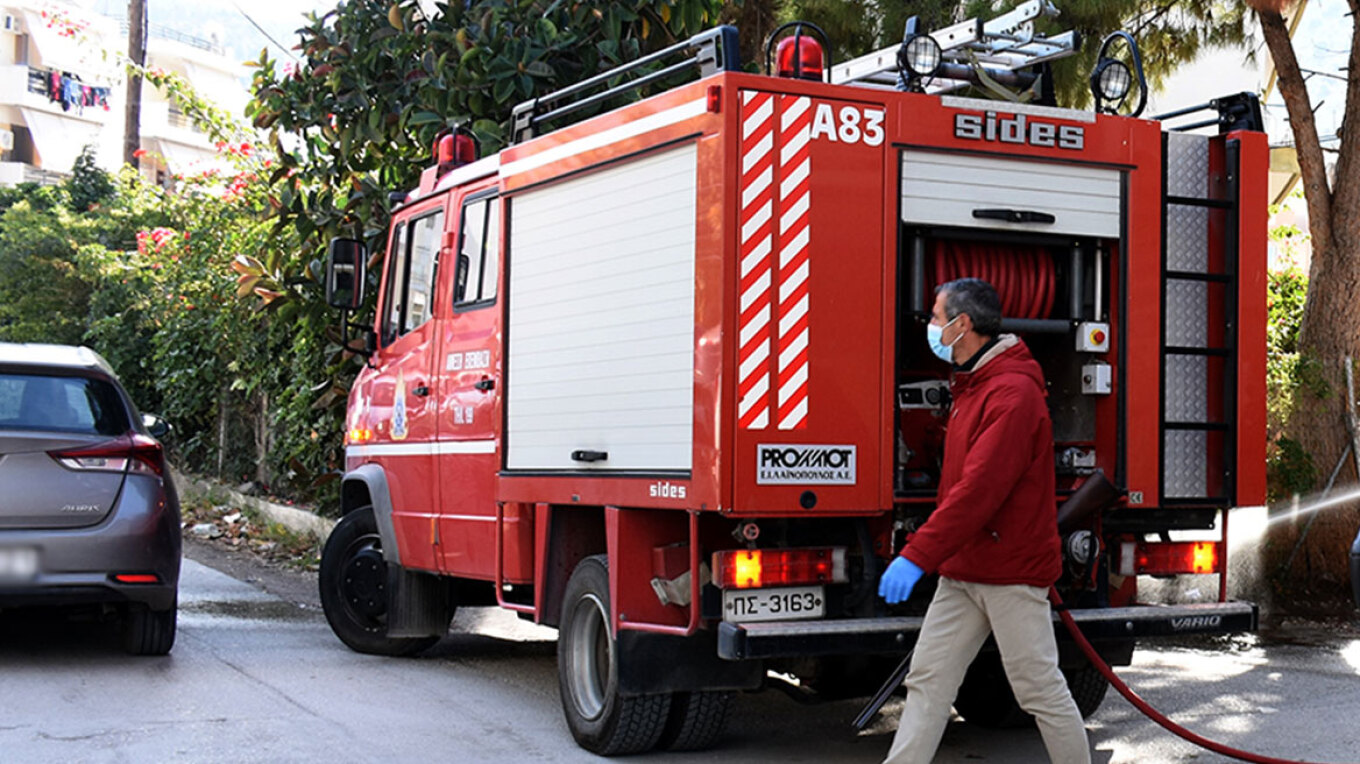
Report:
883,577,1091,764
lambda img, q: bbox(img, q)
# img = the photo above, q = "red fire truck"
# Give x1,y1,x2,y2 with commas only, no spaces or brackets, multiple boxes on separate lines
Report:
320,3,1267,754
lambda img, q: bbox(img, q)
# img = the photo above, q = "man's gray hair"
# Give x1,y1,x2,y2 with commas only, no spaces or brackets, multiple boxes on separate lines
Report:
935,277,1002,337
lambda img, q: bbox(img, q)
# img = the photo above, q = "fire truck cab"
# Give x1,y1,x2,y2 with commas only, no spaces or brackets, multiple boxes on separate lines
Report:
321,5,1267,755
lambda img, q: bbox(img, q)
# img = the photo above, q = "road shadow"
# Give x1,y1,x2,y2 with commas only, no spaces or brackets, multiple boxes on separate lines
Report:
0,607,129,657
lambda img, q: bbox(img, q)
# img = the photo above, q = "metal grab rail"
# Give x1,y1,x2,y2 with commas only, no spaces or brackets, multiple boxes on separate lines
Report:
510,25,740,144
1153,92,1264,134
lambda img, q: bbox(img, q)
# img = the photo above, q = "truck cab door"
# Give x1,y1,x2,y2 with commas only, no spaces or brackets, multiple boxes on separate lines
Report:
435,189,503,577
368,197,448,573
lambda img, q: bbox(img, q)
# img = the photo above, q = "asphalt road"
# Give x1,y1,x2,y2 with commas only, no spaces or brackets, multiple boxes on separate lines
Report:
0,543,1358,764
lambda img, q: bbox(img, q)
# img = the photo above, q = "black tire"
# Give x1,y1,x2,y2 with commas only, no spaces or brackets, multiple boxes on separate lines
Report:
558,554,671,755
122,601,176,656
319,506,438,657
1063,661,1110,719
954,654,1112,728
657,691,734,751
804,655,899,700
954,653,1031,729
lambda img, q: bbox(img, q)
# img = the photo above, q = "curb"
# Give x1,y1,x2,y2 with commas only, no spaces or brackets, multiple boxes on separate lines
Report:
172,468,336,539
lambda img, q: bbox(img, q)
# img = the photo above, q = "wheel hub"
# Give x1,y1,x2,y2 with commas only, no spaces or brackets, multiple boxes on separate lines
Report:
566,592,611,721
342,547,387,619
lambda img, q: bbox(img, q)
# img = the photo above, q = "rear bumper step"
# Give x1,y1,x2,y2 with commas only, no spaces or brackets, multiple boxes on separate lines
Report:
717,601,1258,660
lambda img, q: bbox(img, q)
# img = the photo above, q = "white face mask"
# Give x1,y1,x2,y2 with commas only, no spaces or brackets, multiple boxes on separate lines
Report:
926,316,961,363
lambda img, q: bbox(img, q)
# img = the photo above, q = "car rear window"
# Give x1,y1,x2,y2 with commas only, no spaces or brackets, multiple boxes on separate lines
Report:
0,374,129,435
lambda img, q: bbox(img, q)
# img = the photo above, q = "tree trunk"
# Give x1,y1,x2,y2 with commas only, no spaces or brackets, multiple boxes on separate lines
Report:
255,389,271,488
1257,6,1360,595
123,0,147,168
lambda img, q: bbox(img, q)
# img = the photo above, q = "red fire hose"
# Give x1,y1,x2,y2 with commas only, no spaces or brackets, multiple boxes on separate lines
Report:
932,241,1056,320
1048,587,1355,764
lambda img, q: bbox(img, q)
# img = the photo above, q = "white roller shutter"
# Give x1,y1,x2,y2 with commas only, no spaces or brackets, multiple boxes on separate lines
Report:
506,144,697,472
901,150,1121,238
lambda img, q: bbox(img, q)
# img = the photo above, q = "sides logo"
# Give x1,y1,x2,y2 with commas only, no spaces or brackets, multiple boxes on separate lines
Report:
757,444,856,485
649,481,688,500
954,111,1084,150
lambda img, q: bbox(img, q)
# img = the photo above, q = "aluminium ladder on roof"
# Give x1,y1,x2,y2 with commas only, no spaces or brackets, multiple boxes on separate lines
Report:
829,0,1079,93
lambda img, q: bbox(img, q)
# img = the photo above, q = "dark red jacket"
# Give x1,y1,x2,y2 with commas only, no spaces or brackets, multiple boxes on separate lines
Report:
902,336,1061,587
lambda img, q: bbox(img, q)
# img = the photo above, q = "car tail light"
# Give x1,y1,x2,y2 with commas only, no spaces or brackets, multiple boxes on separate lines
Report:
712,547,847,589
112,573,161,584
1117,541,1220,576
49,433,165,476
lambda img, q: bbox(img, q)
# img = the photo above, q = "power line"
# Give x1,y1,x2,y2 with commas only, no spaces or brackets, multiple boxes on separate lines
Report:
228,0,299,61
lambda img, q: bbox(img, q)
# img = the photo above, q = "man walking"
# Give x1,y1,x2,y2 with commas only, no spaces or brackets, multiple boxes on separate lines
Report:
878,278,1090,764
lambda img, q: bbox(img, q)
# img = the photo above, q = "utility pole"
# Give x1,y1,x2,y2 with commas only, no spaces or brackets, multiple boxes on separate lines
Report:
124,0,147,169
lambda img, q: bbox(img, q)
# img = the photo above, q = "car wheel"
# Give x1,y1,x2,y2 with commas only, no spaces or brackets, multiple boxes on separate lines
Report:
558,554,671,755
122,601,176,656
319,505,438,657
657,690,734,751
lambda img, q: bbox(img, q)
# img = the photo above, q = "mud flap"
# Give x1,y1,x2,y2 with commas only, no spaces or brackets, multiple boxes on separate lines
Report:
387,567,452,639
617,628,764,696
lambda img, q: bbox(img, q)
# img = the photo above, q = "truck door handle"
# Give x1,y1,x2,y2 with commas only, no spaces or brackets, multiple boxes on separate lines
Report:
571,450,608,463
474,378,495,391
412,384,430,396
972,208,1056,224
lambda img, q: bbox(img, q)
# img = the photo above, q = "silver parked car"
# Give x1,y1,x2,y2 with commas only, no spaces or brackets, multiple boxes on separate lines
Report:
0,343,180,654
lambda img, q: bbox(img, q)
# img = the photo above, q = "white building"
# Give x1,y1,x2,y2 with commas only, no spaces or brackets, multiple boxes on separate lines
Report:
0,0,248,186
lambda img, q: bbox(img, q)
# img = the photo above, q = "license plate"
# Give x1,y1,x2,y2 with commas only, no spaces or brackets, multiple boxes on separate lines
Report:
0,546,38,583
722,585,824,623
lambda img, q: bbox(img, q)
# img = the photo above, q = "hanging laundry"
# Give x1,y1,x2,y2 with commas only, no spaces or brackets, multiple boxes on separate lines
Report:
61,76,81,112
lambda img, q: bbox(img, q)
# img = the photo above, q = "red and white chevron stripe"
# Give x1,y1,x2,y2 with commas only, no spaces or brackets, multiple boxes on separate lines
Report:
775,95,812,430
737,91,776,430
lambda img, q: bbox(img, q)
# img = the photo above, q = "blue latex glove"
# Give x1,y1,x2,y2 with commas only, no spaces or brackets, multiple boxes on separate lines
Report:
879,556,925,604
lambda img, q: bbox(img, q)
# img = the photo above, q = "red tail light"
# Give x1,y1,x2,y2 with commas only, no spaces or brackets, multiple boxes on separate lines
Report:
712,547,847,589
49,433,165,477
1117,541,1220,576
776,35,825,81
112,573,161,584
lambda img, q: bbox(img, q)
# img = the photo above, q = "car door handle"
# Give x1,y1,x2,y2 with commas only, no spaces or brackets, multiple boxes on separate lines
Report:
474,378,495,391
571,450,608,463
412,384,430,396
971,208,1056,224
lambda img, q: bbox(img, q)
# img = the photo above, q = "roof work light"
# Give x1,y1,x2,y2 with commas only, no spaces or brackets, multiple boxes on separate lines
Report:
1090,30,1147,116
898,32,942,79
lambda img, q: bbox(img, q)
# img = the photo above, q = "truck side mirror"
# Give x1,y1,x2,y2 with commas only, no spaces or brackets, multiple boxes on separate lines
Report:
326,238,368,310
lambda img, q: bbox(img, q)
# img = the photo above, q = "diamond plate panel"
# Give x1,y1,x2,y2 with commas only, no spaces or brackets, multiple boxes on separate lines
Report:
1166,205,1209,272
1165,280,1208,347
1164,355,1208,423
1164,430,1208,498
1166,133,1209,198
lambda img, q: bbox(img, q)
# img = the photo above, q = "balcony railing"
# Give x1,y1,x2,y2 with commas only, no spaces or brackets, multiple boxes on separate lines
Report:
24,164,68,184
117,20,225,56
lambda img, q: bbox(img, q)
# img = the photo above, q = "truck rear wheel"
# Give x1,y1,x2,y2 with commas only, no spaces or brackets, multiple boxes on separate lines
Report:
319,506,439,657
954,653,1111,728
558,554,671,755
657,690,734,751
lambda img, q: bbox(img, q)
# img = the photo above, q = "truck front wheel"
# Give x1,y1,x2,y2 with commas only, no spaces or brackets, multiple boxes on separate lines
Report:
319,506,439,657
558,554,671,755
